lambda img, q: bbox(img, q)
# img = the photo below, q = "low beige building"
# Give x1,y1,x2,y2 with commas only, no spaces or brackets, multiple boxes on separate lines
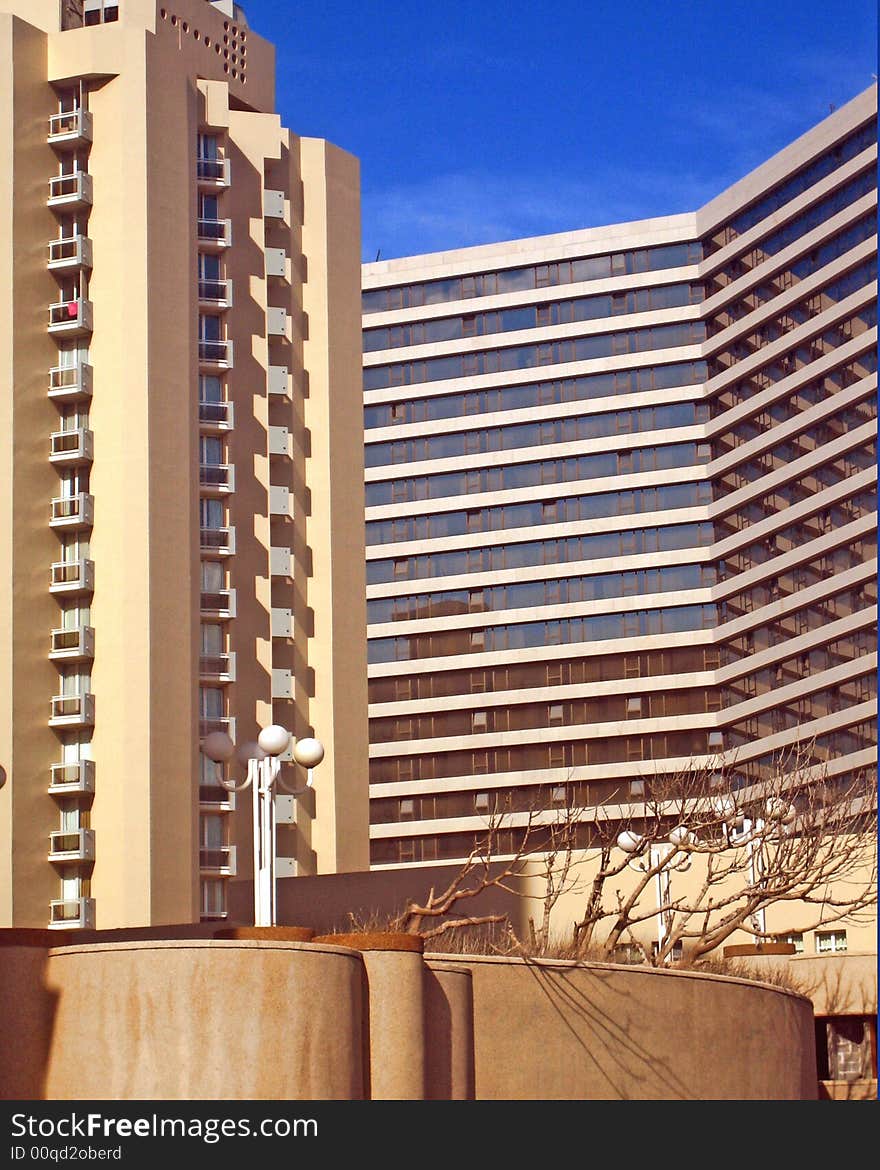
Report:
0,0,369,932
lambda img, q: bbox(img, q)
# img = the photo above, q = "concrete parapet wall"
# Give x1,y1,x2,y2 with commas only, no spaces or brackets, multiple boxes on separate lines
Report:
426,954,818,1100
0,935,818,1100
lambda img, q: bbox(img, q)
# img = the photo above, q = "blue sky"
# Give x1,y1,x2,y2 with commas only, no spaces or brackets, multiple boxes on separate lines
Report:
237,0,878,262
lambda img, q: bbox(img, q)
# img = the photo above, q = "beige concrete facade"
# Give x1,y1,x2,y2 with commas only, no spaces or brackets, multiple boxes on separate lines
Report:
360,88,877,962
0,0,368,931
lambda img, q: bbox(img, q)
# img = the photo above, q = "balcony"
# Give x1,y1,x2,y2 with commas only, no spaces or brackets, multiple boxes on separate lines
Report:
198,399,234,431
199,652,236,683
200,588,236,619
48,234,93,271
199,715,237,742
199,462,235,494
49,828,94,863
49,759,96,796
198,339,233,369
48,828,96,864
50,493,94,530
50,427,94,466
197,218,232,249
199,784,236,812
48,171,93,211
49,361,93,402
198,279,233,309
50,558,95,595
200,526,236,556
48,108,93,150
197,157,231,188
199,845,236,876
49,692,95,729
49,897,96,930
49,298,93,337
50,625,95,663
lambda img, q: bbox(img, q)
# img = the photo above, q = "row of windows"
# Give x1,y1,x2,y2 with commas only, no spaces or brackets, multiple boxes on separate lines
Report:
368,564,714,626
364,361,707,430
720,583,874,632
729,726,877,785
368,646,722,704
370,684,722,745
367,522,714,585
363,321,706,391
728,631,876,704
729,682,876,741
704,122,876,253
708,259,877,365
362,241,703,315
723,591,877,658
708,305,877,386
711,346,875,421
363,283,702,352
370,728,721,785
706,214,877,332
368,604,717,664
367,442,711,526
368,474,712,518
715,403,875,466
365,400,709,469
712,431,875,499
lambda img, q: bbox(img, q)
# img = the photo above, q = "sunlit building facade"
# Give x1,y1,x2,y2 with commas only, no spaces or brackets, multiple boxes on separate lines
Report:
0,0,369,931
362,88,877,878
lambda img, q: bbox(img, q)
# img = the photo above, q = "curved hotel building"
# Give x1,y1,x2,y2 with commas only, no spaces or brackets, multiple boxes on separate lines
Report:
362,88,877,889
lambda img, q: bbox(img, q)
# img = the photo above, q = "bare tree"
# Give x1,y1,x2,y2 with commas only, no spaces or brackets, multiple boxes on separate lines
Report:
385,746,875,967
570,745,877,966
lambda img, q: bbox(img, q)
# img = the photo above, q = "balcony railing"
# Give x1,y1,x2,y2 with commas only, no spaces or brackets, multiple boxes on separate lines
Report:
48,109,93,148
49,759,96,796
48,828,96,863
50,558,95,595
49,897,96,929
197,218,232,248
199,463,235,493
50,493,94,530
49,299,94,336
199,784,236,811
199,845,236,875
48,171,93,209
198,338,233,367
198,279,232,308
49,625,95,662
198,399,234,429
50,427,94,466
197,157,231,187
199,526,236,556
48,234,93,270
49,361,93,401
49,693,95,728
199,715,237,742
200,589,236,618
199,652,236,683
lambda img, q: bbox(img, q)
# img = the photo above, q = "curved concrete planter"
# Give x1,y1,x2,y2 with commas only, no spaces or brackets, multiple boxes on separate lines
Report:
40,939,365,1100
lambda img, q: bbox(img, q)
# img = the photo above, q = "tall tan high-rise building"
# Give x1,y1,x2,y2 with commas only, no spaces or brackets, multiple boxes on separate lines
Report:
0,0,369,931
361,86,877,957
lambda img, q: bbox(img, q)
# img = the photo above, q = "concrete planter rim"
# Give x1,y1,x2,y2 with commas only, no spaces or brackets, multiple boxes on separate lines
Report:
213,925,315,942
312,930,424,953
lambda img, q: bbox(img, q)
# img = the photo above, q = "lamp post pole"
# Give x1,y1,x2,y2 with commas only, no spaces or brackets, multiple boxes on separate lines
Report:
202,726,324,927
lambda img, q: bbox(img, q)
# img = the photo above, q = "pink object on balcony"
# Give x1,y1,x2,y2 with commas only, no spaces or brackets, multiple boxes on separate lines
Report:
67,301,78,317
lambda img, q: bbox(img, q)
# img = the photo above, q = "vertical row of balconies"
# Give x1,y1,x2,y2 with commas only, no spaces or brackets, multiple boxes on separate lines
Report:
46,99,96,930
198,131,236,907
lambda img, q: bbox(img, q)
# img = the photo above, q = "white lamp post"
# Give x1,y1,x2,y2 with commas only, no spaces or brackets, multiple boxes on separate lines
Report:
617,828,693,954
202,726,324,927
719,796,796,938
